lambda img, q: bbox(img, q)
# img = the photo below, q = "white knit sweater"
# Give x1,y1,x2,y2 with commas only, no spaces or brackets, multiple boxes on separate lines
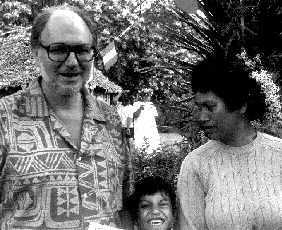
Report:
177,132,282,230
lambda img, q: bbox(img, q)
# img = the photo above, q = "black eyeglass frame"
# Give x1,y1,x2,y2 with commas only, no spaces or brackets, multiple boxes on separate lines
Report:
39,43,97,63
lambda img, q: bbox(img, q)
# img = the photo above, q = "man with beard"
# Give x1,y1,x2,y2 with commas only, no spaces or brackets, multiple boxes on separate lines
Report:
0,4,129,230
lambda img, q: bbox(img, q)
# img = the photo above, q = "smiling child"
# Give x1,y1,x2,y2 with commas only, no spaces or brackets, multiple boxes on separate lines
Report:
129,176,176,230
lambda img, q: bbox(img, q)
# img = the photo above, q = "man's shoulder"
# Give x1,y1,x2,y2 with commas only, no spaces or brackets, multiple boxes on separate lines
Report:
95,98,116,113
0,90,24,110
0,78,43,110
0,89,23,99
89,98,121,123
0,82,47,117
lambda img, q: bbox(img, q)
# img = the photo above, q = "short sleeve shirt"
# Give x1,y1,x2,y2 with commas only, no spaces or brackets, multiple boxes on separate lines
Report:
0,78,126,229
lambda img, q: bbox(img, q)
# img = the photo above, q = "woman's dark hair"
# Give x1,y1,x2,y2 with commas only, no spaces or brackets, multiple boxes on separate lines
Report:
30,4,98,51
128,176,176,222
191,56,267,122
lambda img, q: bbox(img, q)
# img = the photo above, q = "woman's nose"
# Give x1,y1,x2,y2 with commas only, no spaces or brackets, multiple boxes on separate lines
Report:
195,107,210,122
199,110,210,121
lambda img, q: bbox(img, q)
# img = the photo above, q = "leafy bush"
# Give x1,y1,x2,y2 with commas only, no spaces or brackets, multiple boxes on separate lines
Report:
0,26,37,92
129,141,191,194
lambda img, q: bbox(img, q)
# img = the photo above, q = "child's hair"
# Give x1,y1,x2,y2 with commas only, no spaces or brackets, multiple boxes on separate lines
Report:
128,176,176,221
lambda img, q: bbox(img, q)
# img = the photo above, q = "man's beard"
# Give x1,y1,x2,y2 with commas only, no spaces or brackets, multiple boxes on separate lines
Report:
52,81,81,96
39,63,85,97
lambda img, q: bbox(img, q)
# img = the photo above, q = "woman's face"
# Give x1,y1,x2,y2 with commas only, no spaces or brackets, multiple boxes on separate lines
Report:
137,192,174,230
195,91,244,145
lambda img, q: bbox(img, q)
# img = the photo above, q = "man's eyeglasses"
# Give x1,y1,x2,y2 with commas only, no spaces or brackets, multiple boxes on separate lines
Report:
39,43,96,62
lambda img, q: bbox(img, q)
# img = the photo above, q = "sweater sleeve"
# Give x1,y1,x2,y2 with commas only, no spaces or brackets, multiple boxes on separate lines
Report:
177,154,208,230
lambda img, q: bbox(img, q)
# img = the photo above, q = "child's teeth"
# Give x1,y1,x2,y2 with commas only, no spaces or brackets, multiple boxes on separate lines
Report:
150,220,163,225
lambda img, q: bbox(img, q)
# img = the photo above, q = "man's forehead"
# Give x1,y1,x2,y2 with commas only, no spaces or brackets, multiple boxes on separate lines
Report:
40,9,92,44
51,9,78,19
47,9,84,27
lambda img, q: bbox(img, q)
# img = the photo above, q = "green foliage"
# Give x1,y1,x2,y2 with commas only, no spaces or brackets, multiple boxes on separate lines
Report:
0,26,37,90
96,0,176,100
138,7,207,144
0,0,32,30
130,143,187,192
194,0,282,72
128,131,206,194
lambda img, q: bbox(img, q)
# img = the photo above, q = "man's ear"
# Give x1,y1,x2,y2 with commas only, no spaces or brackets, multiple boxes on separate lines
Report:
32,49,40,67
32,48,39,57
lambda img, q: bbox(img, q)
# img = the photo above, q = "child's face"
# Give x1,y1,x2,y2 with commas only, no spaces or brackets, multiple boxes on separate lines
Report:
137,192,174,230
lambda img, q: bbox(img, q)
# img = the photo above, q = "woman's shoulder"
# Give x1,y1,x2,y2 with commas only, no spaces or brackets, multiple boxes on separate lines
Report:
182,140,218,166
179,141,219,183
257,131,282,150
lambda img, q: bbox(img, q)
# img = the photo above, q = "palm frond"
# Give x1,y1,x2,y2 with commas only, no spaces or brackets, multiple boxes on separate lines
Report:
198,0,282,74
146,0,282,81
145,5,227,81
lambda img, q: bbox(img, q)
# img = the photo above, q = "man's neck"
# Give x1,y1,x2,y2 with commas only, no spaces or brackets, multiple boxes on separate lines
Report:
44,87,85,148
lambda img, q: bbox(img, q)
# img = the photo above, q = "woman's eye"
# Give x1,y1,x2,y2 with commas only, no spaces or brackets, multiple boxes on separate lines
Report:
203,102,217,112
195,104,215,112
139,203,150,209
206,105,216,111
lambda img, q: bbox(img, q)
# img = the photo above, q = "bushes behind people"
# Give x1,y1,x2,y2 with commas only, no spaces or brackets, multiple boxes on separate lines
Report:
128,142,191,194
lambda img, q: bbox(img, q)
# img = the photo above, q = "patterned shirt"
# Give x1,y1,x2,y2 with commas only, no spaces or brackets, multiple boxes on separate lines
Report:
0,78,127,229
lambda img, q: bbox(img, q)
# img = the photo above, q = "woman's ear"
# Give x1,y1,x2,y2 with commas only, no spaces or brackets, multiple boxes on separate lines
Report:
239,104,247,115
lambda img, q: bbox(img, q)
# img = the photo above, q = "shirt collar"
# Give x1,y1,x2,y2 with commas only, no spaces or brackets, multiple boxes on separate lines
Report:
17,77,106,122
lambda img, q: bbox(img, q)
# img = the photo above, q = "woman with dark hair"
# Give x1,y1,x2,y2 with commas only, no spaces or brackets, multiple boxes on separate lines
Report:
177,55,282,230
129,176,177,230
